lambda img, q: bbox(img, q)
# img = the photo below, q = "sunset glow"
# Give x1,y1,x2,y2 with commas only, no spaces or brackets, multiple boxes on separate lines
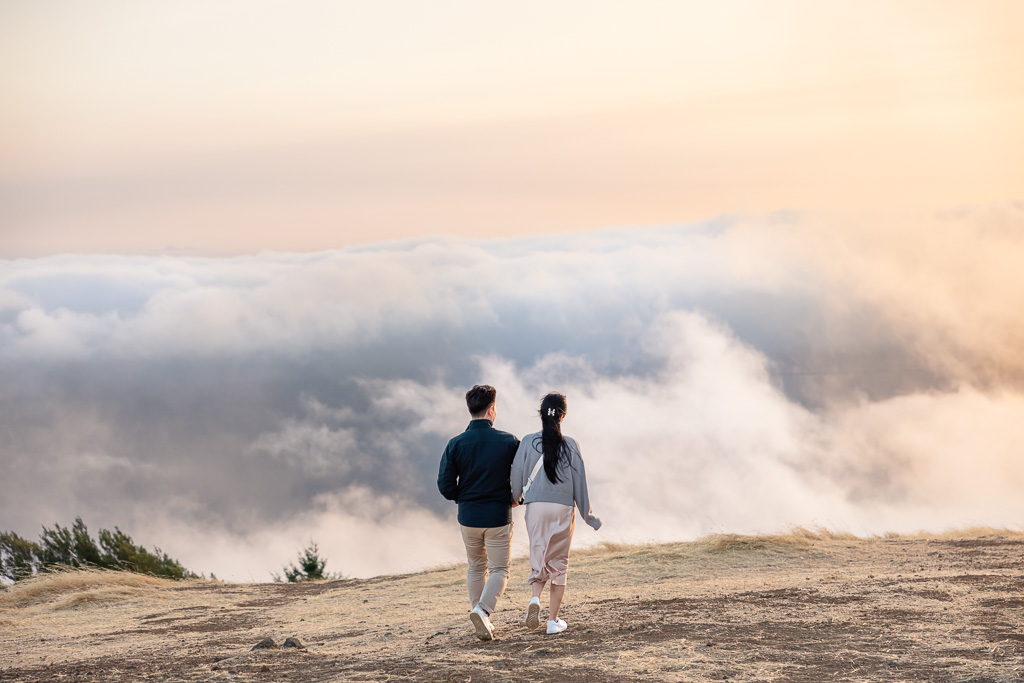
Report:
2,1,1021,255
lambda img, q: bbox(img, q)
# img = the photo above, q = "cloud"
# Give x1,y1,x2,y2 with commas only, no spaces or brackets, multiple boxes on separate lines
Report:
1,205,1023,579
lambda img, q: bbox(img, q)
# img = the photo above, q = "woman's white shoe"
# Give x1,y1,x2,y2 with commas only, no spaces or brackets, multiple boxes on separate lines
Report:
546,618,567,635
526,598,541,630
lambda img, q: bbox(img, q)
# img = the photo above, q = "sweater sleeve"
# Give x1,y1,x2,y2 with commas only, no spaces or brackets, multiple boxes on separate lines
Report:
569,439,601,530
510,438,528,503
437,441,459,502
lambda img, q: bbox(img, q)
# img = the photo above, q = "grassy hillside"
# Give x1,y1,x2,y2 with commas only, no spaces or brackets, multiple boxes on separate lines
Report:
2,528,1023,682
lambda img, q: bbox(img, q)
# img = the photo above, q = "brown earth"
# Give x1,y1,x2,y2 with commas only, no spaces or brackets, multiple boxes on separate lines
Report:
2,529,1023,682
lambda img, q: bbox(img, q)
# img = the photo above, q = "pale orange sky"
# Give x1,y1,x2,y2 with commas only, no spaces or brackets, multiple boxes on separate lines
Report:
1,0,1022,256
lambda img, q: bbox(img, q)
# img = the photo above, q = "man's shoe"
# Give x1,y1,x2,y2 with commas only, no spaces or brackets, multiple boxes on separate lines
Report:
546,618,567,635
525,597,541,630
470,605,494,641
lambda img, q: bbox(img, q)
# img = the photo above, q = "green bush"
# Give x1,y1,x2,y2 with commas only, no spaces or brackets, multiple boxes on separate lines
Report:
273,540,342,582
1,517,196,582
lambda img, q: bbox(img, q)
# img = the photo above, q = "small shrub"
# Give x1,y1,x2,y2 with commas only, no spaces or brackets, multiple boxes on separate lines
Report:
273,541,342,582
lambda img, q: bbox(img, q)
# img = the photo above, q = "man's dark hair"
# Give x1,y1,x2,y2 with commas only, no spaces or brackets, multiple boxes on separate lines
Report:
466,385,497,418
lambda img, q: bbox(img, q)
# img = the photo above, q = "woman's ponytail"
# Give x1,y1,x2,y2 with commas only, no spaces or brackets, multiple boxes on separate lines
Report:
536,392,569,484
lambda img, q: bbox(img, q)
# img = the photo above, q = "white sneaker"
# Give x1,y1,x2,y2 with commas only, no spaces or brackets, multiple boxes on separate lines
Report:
546,618,567,635
525,597,541,630
469,605,494,641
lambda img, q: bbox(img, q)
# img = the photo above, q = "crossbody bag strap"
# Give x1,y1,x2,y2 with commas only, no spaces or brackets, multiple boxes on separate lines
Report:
521,455,545,500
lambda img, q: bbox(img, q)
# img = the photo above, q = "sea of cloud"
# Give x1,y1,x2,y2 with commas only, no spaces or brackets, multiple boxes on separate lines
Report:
2,204,1023,580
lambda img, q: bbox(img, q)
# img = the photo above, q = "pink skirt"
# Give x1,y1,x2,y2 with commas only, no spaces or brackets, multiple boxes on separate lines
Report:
525,501,576,586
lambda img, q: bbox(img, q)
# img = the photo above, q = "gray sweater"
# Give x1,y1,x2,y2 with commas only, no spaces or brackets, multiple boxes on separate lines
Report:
510,431,601,530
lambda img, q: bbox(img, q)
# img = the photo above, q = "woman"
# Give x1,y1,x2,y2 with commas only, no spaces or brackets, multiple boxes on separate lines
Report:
511,392,601,635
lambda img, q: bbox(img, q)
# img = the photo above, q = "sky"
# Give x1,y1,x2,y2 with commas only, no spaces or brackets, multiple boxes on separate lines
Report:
1,2,1023,581
1,1,1022,255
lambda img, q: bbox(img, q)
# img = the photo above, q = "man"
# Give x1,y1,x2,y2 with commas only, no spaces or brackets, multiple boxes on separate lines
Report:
437,384,520,641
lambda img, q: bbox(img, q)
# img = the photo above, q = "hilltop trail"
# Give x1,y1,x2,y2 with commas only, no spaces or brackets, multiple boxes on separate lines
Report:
2,530,1023,681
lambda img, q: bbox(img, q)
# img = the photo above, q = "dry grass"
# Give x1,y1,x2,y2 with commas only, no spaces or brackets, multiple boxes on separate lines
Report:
575,526,853,559
695,525,858,553
583,526,1022,558
2,528,1023,682
0,567,175,610
892,525,1024,540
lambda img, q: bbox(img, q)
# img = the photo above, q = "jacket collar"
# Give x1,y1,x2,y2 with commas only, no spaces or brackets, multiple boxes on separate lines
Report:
467,419,493,430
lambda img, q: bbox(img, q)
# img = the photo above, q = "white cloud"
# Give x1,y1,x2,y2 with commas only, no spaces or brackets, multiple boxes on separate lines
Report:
2,206,1023,579
139,488,467,582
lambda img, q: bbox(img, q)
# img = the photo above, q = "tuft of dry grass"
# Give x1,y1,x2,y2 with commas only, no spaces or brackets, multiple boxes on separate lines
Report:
572,528,859,566
696,526,856,554
592,525,1024,559
0,567,175,610
577,540,658,557
890,525,1024,540
594,539,646,553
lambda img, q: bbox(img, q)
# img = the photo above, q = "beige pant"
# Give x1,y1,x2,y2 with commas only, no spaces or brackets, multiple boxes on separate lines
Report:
460,523,512,614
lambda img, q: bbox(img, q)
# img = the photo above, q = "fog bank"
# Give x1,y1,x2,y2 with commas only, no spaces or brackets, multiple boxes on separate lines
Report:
2,205,1023,579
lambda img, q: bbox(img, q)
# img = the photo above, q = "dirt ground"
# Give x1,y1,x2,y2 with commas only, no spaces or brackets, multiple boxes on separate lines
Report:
2,529,1023,682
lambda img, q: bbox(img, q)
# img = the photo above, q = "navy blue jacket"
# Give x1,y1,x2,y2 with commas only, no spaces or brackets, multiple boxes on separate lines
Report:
437,419,520,527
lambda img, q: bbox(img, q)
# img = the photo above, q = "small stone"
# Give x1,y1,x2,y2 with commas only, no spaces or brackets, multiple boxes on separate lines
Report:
260,665,271,672
251,638,279,651
282,637,306,649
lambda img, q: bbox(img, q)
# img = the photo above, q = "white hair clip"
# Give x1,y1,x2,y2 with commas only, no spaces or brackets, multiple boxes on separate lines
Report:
547,408,556,416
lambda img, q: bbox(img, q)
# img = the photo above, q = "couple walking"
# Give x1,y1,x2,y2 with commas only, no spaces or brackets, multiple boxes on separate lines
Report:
437,385,601,641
